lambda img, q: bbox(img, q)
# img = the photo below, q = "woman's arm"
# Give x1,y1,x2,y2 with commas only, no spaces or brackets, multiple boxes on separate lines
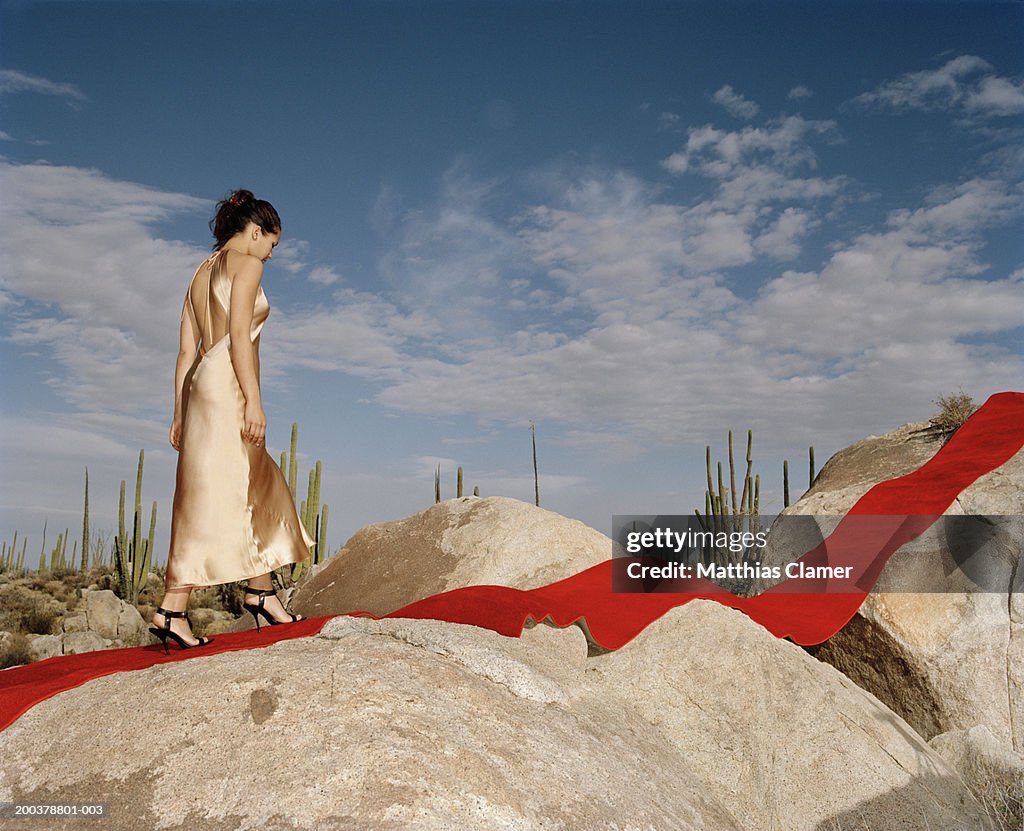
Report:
229,255,267,446
169,300,200,450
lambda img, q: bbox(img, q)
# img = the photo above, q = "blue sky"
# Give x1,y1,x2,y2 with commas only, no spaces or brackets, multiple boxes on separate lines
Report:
1,0,1022,565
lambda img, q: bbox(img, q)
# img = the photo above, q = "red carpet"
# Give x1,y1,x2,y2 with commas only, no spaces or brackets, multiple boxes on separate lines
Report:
1,391,1021,733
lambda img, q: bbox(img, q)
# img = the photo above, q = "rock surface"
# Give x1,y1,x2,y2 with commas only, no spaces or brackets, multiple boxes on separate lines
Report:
758,417,1024,760
0,618,742,831
574,599,989,831
929,725,1024,829
290,495,613,620
0,607,990,831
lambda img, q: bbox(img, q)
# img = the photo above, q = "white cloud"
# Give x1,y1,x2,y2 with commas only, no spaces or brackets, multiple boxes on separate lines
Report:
0,161,211,416
373,162,540,343
663,116,838,178
854,55,1024,118
711,85,760,119
0,68,89,103
964,74,1024,117
308,265,342,285
787,85,813,101
657,117,844,269
752,208,815,260
658,111,681,131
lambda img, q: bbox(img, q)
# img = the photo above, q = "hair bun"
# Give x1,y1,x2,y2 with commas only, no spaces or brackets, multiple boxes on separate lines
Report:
227,189,255,208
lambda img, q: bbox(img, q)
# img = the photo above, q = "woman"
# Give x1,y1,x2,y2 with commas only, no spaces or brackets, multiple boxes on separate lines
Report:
148,190,313,652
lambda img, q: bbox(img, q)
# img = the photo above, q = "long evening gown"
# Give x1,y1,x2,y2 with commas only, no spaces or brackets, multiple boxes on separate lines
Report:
165,248,313,588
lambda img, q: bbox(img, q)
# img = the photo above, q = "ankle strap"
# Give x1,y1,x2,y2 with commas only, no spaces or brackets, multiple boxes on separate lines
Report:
156,607,187,618
244,586,277,596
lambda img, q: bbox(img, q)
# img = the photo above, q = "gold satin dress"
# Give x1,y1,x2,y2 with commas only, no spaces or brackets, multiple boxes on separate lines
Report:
165,248,313,588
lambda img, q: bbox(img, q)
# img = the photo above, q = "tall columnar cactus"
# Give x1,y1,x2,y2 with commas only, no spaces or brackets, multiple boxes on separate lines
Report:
282,424,331,582
434,465,441,503
0,531,20,574
457,466,463,498
113,449,156,605
288,423,298,500
783,459,790,508
49,529,69,572
531,421,540,507
318,504,329,563
809,446,816,487
81,467,90,572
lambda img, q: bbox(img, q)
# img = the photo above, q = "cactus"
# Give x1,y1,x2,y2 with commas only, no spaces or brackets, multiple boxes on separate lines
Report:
319,504,329,562
783,459,790,508
531,420,539,507
697,430,762,543
473,485,479,497
434,465,441,503
457,466,463,498
0,530,19,574
49,529,68,572
81,467,90,572
738,431,752,521
113,449,156,604
728,431,737,520
282,424,331,582
288,423,298,500
809,446,815,487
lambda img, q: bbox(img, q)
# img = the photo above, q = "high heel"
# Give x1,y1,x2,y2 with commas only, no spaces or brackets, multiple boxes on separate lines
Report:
148,607,214,654
242,585,304,633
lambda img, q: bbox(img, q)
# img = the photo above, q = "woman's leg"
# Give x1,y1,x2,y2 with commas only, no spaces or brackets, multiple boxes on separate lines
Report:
243,572,304,623
151,585,204,646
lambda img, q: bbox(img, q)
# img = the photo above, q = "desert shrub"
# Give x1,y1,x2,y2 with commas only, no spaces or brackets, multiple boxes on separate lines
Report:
974,773,1023,831
931,390,977,439
0,585,59,635
22,601,60,635
188,586,222,611
217,582,245,616
0,632,33,669
41,578,79,607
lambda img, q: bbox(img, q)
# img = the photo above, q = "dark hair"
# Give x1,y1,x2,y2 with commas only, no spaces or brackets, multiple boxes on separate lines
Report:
210,189,281,250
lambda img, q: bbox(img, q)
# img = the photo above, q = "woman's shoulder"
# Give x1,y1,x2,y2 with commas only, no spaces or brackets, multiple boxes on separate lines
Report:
222,248,265,282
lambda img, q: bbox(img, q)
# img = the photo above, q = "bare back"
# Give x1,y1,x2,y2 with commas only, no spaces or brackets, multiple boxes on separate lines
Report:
182,248,269,356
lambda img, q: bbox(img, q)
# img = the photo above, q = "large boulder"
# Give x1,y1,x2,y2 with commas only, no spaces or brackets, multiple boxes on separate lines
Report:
77,589,151,647
291,495,613,619
0,618,742,831
755,415,1023,820
573,599,989,831
0,605,990,831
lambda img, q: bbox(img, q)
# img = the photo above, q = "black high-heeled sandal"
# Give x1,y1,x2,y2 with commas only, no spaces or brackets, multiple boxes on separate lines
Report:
242,585,304,633
148,607,214,654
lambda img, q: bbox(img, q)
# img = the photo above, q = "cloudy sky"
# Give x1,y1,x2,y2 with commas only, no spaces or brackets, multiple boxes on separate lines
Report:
1,0,1021,566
